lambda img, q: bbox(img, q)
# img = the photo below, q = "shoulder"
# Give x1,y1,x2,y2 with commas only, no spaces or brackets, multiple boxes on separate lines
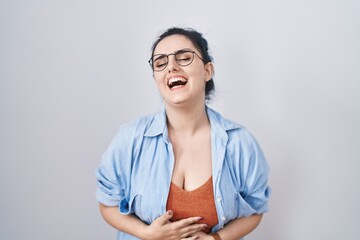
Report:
207,107,243,131
111,111,162,146
207,107,252,139
207,107,262,150
119,113,157,134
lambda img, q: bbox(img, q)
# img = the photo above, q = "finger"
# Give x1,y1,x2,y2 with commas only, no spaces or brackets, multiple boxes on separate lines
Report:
175,216,203,227
180,223,208,237
154,210,173,225
181,236,199,240
190,237,199,240
180,233,200,240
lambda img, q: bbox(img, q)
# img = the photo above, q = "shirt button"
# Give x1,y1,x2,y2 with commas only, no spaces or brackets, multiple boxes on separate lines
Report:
217,197,222,202
221,216,226,221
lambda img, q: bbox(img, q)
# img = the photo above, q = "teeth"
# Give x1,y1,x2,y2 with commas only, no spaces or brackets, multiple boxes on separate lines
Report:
169,77,186,84
167,76,188,89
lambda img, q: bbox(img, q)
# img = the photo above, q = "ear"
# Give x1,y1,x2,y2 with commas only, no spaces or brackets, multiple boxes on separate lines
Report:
204,62,214,82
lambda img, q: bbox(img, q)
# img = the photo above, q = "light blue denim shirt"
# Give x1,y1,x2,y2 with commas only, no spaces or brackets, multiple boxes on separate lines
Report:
96,106,270,240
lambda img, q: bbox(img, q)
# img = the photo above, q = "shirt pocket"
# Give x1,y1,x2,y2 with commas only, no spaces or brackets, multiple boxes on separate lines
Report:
235,192,257,217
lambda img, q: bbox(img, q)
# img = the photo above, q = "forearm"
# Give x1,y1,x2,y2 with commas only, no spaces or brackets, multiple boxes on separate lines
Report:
99,203,207,240
99,203,148,239
216,214,263,240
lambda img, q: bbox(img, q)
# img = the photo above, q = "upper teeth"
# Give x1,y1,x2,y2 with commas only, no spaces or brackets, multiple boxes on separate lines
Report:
169,77,186,84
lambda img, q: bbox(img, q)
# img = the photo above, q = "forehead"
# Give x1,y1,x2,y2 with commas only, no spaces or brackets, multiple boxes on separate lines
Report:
153,34,197,55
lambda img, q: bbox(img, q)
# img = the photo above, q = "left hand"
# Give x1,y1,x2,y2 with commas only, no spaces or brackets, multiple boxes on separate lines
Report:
191,231,214,240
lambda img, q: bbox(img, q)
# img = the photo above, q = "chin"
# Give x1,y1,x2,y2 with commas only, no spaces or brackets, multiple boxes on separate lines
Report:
165,97,190,106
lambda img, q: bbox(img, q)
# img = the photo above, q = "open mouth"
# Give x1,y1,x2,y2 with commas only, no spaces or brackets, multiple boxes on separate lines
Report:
168,77,188,89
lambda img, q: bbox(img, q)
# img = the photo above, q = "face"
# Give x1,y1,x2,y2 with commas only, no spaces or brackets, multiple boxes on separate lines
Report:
152,34,213,107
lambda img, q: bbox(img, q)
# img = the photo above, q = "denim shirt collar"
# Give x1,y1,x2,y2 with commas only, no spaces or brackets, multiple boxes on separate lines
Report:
143,105,241,141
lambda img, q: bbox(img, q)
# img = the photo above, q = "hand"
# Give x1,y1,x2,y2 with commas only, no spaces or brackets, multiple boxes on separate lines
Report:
143,210,208,240
191,231,215,240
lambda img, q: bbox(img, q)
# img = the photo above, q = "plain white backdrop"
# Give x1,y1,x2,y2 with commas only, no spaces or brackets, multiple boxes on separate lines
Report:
1,0,359,239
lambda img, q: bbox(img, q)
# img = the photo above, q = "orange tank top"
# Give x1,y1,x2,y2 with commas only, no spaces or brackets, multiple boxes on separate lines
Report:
166,177,219,233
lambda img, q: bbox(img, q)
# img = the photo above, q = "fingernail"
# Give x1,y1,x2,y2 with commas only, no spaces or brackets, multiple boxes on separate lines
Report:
167,210,173,215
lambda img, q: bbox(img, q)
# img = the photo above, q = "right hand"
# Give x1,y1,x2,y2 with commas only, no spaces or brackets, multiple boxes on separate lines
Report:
143,210,208,240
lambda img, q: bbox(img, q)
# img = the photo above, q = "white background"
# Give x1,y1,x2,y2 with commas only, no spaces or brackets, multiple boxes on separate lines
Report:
1,0,359,239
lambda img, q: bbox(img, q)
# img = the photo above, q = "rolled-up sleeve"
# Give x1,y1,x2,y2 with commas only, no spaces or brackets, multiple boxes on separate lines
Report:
240,130,271,214
95,121,143,217
95,132,126,206
96,165,122,207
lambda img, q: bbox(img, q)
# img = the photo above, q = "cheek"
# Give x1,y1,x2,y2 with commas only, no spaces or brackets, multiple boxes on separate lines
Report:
189,64,208,80
153,75,166,90
192,70,208,85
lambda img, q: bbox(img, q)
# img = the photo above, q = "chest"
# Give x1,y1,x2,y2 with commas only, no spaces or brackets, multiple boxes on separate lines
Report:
170,133,212,191
128,134,241,227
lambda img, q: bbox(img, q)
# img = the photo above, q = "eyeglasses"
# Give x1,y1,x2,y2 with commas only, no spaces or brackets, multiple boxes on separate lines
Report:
148,48,205,72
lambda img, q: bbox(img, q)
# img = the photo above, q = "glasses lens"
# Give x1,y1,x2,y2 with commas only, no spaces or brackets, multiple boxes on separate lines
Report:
153,55,168,71
175,51,194,66
151,50,196,71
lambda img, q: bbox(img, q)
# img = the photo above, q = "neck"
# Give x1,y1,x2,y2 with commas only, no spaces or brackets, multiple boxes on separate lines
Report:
165,101,209,136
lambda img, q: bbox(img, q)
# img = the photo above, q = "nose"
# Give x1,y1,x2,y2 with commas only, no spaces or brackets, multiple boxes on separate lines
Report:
166,54,179,72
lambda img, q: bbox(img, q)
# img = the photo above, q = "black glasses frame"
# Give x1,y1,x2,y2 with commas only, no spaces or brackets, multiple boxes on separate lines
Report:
148,48,205,72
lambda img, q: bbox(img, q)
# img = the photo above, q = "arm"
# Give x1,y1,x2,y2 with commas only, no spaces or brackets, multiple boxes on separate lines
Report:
213,129,269,239
99,203,208,240
194,214,262,240
216,214,262,239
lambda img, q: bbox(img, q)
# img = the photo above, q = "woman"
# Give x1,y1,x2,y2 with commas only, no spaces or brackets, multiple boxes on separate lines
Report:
96,27,270,240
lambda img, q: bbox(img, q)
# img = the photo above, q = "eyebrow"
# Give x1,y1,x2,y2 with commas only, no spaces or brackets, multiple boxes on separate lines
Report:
153,48,194,58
